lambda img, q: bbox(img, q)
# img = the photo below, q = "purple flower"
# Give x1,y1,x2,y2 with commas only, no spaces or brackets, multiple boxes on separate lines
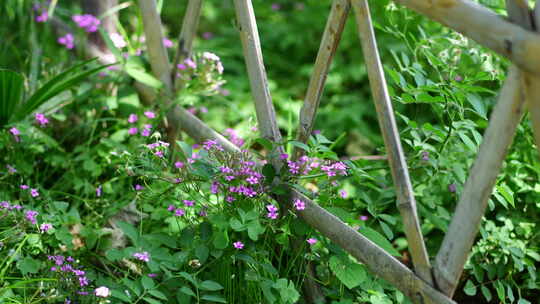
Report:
78,276,89,286
128,114,138,123
174,208,185,216
30,188,39,197
40,223,53,232
448,183,457,193
184,58,197,69
163,38,173,48
246,176,259,185
167,205,176,212
177,63,187,70
128,127,138,135
25,210,39,225
183,200,195,207
9,127,20,142
233,241,244,249
72,14,101,33
36,11,48,23
35,113,49,126
339,190,347,199
279,153,289,160
20,184,29,190
134,184,144,191
421,151,429,161
307,238,317,245
359,215,369,221
133,251,150,262
266,204,279,219
271,3,281,10
175,161,184,169
454,75,463,82
58,33,75,49
202,32,214,40
293,199,305,211
147,273,157,278
144,111,156,119
7,165,17,174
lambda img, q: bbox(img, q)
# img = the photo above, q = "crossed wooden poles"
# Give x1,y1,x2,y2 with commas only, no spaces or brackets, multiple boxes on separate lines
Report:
134,0,540,302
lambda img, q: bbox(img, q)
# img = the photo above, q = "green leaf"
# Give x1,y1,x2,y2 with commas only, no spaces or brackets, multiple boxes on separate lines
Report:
272,279,299,304
0,69,24,127
262,164,276,183
481,285,492,302
213,230,229,249
179,272,198,288
253,137,273,151
467,93,487,118
230,218,245,231
329,256,367,289
148,289,168,300
18,59,107,120
141,276,155,290
125,62,163,89
289,140,310,152
200,281,224,291
105,249,124,261
463,280,477,296
200,294,227,303
176,141,193,159
496,184,515,208
195,244,209,263
143,297,162,304
17,257,41,275
179,286,196,297
247,220,265,241
358,227,401,256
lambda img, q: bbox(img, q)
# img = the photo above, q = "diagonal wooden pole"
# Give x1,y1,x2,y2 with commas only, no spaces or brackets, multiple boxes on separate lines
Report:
393,0,540,77
172,0,203,84
294,0,351,158
434,1,536,296
434,67,526,296
351,0,433,287
138,0,173,93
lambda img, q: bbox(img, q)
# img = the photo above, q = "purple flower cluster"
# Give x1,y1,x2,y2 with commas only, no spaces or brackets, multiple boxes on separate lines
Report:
9,127,21,142
133,251,150,262
127,111,155,136
72,14,100,32
58,33,75,49
147,140,169,158
35,113,49,127
48,255,91,289
225,128,245,147
266,204,278,219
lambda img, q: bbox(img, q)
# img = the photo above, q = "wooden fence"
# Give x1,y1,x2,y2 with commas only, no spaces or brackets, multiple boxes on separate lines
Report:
134,0,540,302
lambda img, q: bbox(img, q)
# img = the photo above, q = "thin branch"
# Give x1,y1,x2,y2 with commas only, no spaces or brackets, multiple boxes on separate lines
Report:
295,0,350,158
393,0,540,77
173,0,203,84
523,1,540,156
434,66,525,296
351,0,433,287
232,0,283,149
138,0,173,92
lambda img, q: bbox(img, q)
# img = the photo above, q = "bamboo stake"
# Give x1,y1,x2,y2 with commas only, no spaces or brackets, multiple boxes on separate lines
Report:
138,0,173,92
522,1,540,156
233,0,282,147
295,0,350,158
173,0,203,84
392,0,540,77
434,67,526,296
351,0,433,287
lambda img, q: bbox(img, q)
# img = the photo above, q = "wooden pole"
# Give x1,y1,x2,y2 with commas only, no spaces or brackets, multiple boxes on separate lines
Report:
137,0,172,92
351,0,433,287
393,0,540,77
434,67,525,296
173,0,203,84
295,0,350,158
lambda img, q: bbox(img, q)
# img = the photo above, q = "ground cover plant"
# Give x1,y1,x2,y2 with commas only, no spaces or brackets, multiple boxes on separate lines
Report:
1,0,540,303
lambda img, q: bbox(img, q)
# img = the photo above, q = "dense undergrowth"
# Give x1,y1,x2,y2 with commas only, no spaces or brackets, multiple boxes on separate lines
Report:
1,0,540,303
